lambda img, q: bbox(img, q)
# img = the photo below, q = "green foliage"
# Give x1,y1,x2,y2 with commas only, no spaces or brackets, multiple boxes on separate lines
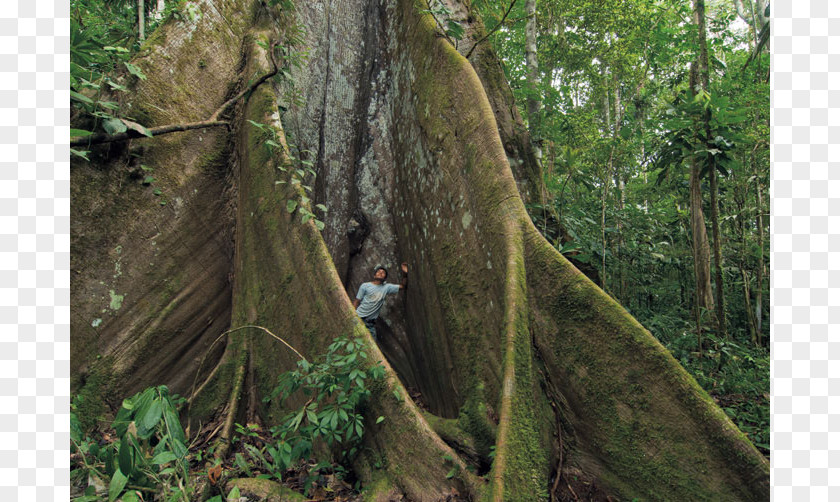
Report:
70,385,192,501
70,0,165,158
421,2,465,43
656,327,769,454
243,335,386,491
652,84,746,184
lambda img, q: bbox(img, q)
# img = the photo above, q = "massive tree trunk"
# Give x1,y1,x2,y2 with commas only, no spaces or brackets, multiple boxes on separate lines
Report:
71,0,769,500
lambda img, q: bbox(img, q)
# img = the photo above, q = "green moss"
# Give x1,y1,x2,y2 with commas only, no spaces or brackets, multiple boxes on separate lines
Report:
188,353,238,424
72,371,113,433
456,383,496,458
522,226,768,500
361,472,397,502
228,477,306,501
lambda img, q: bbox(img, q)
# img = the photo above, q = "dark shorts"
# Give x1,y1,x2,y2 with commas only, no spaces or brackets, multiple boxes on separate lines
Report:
362,316,377,339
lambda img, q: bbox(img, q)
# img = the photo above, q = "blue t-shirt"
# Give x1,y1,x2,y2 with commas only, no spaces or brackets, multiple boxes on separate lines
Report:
355,282,401,319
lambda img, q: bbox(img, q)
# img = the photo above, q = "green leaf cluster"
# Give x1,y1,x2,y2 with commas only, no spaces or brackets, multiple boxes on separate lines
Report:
238,335,385,490
70,385,193,501
70,0,162,159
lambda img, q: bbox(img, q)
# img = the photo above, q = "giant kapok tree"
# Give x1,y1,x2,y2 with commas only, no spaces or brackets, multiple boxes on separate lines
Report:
70,0,770,500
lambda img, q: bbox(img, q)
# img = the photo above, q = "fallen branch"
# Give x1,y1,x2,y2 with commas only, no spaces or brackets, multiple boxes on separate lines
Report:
70,120,231,147
71,40,281,148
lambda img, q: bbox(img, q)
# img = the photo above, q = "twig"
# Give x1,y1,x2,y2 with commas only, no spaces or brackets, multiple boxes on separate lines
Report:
427,9,457,48
186,323,306,444
208,40,280,122
71,41,281,147
465,0,517,60
550,419,563,501
188,324,306,404
566,480,579,501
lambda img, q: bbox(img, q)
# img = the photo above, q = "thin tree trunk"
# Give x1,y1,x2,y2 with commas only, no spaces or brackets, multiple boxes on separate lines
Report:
138,0,145,41
732,0,757,46
525,0,540,162
688,117,713,342
742,268,758,345
754,153,765,340
690,2,715,343
709,165,726,338
734,173,759,344
696,0,726,339
601,66,611,290
613,76,626,302
601,162,609,290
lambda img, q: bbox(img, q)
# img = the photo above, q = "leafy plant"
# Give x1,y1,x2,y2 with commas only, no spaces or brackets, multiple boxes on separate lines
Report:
70,0,157,159
70,385,193,501
252,335,386,489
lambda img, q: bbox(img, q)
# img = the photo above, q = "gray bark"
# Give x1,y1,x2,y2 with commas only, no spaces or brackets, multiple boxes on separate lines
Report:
138,0,145,40
525,0,541,162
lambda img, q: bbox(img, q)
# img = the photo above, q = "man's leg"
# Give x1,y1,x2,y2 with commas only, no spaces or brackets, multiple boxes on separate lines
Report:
364,317,377,340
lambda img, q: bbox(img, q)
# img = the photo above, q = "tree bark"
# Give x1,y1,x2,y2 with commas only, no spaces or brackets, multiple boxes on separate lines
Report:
688,66,714,347
70,0,769,500
525,0,541,162
754,153,765,340
138,0,145,41
601,66,611,290
733,0,769,45
734,177,759,345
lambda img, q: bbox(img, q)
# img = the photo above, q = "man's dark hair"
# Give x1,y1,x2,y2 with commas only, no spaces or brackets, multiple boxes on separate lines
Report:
373,265,388,279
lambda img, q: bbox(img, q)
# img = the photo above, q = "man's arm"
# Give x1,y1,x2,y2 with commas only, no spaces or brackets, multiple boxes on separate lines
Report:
399,262,408,290
353,283,366,309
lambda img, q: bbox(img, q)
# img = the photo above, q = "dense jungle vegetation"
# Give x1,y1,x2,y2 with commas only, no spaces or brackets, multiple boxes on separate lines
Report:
70,0,770,500
472,0,770,455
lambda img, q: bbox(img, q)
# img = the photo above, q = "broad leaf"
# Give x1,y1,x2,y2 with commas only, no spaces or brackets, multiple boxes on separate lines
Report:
121,119,153,138
102,118,127,135
108,469,128,502
118,439,134,475
151,451,178,465
70,149,90,161
124,62,146,80
70,129,93,138
70,91,94,105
